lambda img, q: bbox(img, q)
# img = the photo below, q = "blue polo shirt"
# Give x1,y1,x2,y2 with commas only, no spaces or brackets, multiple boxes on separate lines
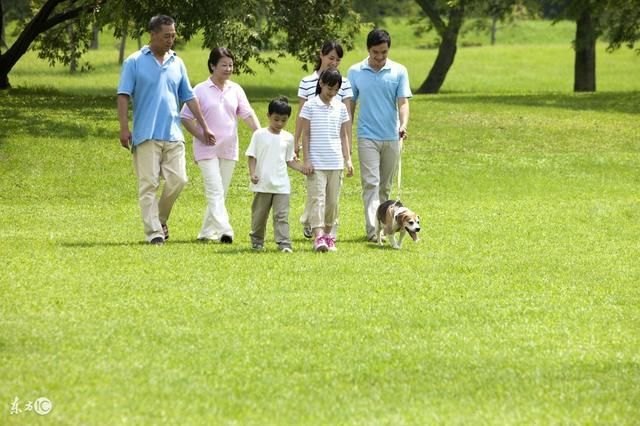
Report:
117,46,195,146
347,57,412,141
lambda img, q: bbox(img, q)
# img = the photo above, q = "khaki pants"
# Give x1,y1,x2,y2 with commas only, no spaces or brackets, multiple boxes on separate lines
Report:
357,138,400,239
250,192,291,249
306,170,343,232
132,140,187,242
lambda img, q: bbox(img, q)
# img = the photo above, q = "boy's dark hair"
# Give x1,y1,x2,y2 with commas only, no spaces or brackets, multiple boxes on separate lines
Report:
208,47,235,73
366,29,391,49
315,69,342,96
268,97,292,116
314,40,344,71
149,15,175,32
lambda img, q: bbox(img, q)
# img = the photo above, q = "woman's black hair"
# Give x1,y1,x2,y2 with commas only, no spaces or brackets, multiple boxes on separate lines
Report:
315,69,342,96
313,40,344,71
208,47,234,73
268,97,292,117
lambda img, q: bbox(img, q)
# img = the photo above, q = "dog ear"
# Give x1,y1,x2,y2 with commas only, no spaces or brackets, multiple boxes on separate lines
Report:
396,211,408,225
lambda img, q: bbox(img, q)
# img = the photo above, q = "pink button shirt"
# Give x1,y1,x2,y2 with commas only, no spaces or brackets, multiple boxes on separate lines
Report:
181,78,255,161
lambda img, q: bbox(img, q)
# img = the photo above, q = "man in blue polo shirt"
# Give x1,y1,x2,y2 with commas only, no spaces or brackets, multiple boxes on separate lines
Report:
117,15,215,244
348,29,412,242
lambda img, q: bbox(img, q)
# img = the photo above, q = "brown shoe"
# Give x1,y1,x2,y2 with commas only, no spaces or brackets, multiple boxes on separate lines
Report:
161,223,169,241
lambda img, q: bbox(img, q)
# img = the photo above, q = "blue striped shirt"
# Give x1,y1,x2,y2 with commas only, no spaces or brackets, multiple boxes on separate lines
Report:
300,96,349,170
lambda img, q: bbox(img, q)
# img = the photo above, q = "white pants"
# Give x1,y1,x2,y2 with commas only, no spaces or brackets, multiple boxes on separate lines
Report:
197,158,236,240
358,139,400,239
132,140,188,242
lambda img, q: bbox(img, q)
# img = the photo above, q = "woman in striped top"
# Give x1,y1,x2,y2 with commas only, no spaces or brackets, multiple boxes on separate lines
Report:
295,40,353,240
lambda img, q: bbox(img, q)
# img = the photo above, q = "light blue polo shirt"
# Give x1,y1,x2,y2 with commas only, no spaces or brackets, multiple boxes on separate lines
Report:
348,57,412,141
117,46,195,146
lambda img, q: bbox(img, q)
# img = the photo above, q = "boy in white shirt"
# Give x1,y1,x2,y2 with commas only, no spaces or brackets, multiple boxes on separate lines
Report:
246,97,306,252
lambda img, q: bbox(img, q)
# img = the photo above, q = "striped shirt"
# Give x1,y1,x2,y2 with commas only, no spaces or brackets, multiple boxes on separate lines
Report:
300,96,349,170
297,71,353,101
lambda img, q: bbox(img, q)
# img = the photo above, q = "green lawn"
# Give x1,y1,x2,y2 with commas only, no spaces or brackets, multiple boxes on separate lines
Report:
1,18,639,424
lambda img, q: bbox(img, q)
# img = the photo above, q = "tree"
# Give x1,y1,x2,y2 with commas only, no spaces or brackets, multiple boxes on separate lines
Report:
548,0,640,92
0,0,96,89
0,0,360,89
413,0,466,94
413,0,526,94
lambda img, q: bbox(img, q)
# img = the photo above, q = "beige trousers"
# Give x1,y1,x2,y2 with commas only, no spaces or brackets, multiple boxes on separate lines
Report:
357,138,400,239
132,140,187,241
306,170,343,232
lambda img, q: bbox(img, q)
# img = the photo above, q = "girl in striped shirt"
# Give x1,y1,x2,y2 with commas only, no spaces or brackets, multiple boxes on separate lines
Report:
300,69,354,252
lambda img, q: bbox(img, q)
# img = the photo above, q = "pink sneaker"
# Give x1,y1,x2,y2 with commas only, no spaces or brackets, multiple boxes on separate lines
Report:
325,236,337,252
313,236,328,252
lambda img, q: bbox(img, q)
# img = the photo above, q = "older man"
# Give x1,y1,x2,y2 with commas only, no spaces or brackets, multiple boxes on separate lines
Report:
117,15,215,244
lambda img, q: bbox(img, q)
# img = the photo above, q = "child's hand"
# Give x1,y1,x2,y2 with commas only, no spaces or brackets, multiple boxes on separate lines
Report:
250,175,259,184
303,161,314,176
345,160,354,177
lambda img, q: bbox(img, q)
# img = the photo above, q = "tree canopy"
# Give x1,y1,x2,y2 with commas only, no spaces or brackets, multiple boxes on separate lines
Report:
0,0,360,89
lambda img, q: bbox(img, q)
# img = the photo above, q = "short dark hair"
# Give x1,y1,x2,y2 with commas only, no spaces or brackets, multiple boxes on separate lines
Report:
268,97,292,116
148,15,175,32
208,47,235,73
366,29,391,49
315,69,342,96
314,40,344,71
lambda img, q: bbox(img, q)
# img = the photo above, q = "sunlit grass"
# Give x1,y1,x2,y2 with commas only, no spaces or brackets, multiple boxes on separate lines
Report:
1,17,639,425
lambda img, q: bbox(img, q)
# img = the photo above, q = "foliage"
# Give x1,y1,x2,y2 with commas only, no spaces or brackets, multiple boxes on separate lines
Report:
545,0,640,51
0,0,359,89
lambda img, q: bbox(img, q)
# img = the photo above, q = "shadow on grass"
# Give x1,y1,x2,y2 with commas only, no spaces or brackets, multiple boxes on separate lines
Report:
423,91,640,115
0,87,115,140
3,87,638,143
60,239,288,254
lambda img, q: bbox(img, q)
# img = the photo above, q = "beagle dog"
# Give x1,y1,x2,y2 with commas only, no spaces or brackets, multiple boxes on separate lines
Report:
375,200,421,249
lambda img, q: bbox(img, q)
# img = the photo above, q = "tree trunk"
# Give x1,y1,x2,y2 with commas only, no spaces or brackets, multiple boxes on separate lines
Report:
491,16,497,45
68,25,78,74
574,8,597,92
1,0,7,51
90,24,99,49
416,5,465,94
119,29,127,65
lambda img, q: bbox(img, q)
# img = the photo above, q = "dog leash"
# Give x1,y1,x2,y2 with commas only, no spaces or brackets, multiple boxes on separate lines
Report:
395,138,403,202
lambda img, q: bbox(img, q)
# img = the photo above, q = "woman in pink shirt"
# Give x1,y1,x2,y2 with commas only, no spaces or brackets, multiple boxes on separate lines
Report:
181,47,260,243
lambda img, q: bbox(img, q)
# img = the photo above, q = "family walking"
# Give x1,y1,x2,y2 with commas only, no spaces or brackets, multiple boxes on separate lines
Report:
117,14,411,252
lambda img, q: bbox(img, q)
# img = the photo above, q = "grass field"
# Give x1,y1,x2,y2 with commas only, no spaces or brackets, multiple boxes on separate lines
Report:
1,18,639,424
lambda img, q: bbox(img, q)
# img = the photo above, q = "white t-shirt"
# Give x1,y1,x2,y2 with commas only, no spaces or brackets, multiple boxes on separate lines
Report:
300,96,349,170
245,128,295,194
